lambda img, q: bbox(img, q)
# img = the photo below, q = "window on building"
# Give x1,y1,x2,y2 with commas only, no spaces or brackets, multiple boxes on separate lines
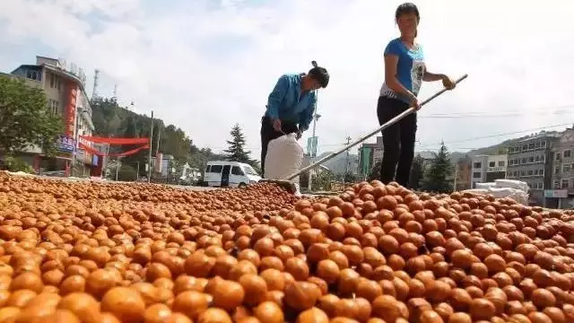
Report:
529,143,535,150
564,150,572,158
535,141,541,149
540,169,544,177
540,182,544,190
541,141,547,148
564,164,571,173
562,179,570,189
508,147,514,154
534,169,539,176
541,155,546,163
528,170,534,176
47,99,59,115
535,155,540,162
522,144,528,151
473,172,481,179
522,158,527,164
489,161,495,168
507,171,512,178
555,166,561,174
498,161,505,167
556,152,561,161
473,162,481,169
521,171,525,177
554,180,561,189
514,171,518,177
26,70,38,80
528,156,534,163
50,74,55,88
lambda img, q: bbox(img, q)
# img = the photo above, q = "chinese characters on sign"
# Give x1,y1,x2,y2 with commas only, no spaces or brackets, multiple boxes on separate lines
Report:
58,136,75,153
66,84,77,136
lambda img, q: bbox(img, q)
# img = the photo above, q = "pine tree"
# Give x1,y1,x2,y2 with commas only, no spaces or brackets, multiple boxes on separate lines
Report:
409,154,424,190
224,124,251,163
421,142,453,193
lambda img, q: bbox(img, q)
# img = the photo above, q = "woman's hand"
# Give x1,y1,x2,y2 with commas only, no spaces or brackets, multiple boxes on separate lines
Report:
272,119,282,132
409,93,421,110
441,75,456,90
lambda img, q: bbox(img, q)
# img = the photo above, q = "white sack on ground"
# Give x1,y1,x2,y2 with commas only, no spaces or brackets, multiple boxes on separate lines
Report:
264,134,304,195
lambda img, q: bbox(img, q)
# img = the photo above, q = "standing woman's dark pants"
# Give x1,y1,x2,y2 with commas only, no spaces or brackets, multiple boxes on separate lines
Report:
260,116,298,177
376,96,417,187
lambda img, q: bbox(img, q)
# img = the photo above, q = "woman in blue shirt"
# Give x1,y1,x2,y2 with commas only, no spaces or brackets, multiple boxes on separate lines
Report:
260,62,329,177
378,2,455,187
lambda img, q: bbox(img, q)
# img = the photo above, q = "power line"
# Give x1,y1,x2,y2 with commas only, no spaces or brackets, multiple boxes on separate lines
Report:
422,103,574,116
205,121,574,154
422,122,572,146
419,110,574,119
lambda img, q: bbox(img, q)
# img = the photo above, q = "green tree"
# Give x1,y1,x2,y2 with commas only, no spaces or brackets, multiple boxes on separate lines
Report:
0,75,63,156
224,124,251,163
421,142,453,193
117,164,137,181
312,171,332,191
409,154,425,190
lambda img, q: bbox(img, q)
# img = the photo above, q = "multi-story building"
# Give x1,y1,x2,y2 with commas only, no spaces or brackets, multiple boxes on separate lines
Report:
358,136,383,179
9,56,97,177
547,127,574,208
470,154,507,188
506,131,560,206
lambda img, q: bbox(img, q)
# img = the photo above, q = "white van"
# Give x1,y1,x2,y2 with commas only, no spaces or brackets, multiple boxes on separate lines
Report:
204,161,261,188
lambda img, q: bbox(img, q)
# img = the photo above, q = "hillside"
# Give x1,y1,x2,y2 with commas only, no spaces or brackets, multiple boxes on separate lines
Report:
417,138,519,165
90,98,224,176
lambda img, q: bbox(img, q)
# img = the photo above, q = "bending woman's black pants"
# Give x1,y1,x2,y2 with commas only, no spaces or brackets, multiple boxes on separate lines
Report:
376,96,417,187
260,116,298,177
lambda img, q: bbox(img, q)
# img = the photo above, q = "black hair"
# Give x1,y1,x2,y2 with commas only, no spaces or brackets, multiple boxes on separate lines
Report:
395,3,420,37
307,60,329,88
395,2,420,21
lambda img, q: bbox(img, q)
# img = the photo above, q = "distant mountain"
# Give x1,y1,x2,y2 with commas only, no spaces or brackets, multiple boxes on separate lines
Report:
414,136,528,165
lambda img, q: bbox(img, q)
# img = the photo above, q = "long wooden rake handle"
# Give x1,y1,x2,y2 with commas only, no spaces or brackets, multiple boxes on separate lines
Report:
283,74,469,181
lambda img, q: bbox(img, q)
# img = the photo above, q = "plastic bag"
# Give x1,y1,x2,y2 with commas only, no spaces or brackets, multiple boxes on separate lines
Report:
264,134,304,194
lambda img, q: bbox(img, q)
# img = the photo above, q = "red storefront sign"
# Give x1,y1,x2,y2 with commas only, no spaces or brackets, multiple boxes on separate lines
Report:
66,84,78,136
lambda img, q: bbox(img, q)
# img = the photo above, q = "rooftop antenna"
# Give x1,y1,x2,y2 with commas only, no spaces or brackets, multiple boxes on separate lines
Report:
92,69,100,100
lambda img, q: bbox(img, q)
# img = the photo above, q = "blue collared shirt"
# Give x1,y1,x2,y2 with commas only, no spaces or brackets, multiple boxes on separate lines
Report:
264,73,317,131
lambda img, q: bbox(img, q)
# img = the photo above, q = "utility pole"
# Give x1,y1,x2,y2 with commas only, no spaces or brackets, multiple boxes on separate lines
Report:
91,69,99,100
308,92,321,191
115,158,121,181
155,125,161,156
344,136,352,183
453,164,458,191
147,111,154,183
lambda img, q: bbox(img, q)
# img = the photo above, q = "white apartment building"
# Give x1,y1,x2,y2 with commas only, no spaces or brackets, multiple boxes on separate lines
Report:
471,154,507,188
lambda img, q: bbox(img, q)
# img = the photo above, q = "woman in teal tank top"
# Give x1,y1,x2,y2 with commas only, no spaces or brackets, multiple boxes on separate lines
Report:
377,2,456,188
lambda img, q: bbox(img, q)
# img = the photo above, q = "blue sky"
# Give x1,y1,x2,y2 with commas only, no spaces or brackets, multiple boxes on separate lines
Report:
1,0,574,159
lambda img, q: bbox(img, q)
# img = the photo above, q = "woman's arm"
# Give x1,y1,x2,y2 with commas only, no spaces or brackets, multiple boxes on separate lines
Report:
384,54,416,100
423,66,456,89
423,68,446,82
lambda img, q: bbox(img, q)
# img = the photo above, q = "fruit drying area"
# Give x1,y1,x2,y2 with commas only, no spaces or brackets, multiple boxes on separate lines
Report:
1,172,574,323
